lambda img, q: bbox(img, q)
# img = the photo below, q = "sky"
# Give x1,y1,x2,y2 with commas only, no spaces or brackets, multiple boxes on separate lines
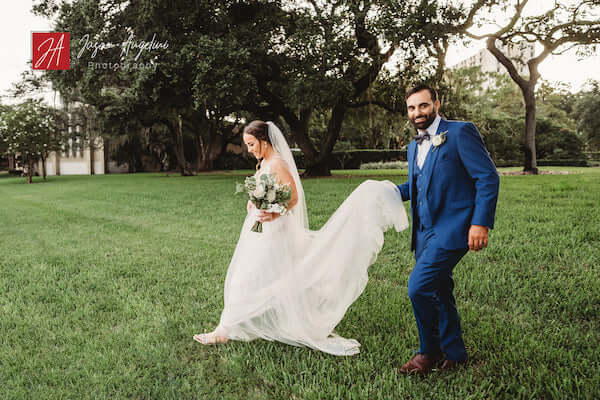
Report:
1,0,599,104
446,0,600,91
447,42,600,91
1,1,53,103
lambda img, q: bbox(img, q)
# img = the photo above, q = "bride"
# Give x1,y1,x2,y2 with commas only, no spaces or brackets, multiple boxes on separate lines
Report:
193,120,408,355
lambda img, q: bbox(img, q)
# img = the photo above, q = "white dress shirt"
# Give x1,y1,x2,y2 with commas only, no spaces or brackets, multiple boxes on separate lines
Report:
416,114,441,169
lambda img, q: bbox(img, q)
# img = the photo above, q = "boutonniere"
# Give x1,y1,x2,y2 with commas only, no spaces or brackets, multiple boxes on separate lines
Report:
431,131,447,151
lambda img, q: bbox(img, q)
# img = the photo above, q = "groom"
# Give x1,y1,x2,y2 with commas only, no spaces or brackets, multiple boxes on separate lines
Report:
397,84,499,374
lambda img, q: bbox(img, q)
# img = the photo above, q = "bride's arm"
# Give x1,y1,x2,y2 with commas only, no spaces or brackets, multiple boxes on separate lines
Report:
257,159,298,222
273,160,298,210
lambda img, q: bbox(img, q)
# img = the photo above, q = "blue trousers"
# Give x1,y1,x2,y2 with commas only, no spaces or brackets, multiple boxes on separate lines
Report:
409,226,468,361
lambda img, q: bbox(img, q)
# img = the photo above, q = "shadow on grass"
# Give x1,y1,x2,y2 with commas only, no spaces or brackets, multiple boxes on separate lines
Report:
156,170,254,177
2,178,54,185
0,174,96,185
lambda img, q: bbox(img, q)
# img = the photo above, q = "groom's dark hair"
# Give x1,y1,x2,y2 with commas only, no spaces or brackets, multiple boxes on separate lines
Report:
405,84,438,102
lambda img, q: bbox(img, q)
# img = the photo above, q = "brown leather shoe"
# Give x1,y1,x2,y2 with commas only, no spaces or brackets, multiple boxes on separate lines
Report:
399,353,443,375
439,359,466,371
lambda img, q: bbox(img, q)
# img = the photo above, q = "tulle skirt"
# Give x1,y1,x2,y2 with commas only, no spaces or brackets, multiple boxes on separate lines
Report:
214,180,409,355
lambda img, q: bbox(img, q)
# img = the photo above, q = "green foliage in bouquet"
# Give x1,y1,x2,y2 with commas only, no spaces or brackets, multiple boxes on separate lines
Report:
236,173,292,232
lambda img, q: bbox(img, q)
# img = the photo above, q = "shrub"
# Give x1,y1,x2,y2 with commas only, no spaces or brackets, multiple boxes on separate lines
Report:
360,161,409,170
584,151,600,161
214,151,256,170
329,150,407,169
537,159,589,167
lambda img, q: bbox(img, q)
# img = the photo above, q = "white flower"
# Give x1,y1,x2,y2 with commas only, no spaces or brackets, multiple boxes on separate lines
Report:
432,131,447,149
266,190,276,202
253,183,266,198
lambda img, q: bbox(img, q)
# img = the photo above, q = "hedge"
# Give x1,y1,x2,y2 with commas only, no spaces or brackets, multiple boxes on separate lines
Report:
215,149,408,170
495,159,590,167
214,150,593,170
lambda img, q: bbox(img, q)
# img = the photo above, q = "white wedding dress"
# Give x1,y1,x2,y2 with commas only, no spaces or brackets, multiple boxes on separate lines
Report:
210,123,409,356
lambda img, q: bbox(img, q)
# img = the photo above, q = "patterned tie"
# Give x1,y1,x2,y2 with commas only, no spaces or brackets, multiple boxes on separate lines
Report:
414,132,431,145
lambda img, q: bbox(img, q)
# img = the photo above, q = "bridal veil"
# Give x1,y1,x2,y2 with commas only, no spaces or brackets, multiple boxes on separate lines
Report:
214,122,409,355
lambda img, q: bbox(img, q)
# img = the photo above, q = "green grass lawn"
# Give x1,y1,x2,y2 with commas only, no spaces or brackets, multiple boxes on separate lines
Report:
0,168,599,399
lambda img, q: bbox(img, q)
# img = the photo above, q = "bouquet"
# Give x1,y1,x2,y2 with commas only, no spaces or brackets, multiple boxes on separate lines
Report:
236,173,292,233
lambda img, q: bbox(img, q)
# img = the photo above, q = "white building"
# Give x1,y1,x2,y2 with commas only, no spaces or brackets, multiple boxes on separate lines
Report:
35,91,106,176
37,137,105,175
452,41,536,77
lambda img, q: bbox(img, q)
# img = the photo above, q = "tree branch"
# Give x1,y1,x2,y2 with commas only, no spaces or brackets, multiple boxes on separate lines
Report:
457,0,489,34
465,0,530,40
486,37,528,89
350,45,396,98
347,100,403,113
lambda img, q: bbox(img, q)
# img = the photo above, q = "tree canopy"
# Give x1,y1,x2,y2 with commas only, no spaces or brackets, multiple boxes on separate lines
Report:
33,0,470,176
0,100,66,183
27,0,599,175
574,80,600,151
460,0,600,172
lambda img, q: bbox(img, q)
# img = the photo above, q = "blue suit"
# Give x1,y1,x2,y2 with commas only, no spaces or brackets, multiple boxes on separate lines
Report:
398,118,499,361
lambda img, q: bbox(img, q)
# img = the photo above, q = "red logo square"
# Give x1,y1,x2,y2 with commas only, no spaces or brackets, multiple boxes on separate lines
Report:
32,32,70,70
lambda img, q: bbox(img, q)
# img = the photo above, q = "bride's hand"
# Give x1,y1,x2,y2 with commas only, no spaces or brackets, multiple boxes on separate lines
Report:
257,210,280,222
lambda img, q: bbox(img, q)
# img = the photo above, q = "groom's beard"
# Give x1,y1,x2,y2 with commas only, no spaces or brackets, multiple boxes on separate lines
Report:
410,110,437,131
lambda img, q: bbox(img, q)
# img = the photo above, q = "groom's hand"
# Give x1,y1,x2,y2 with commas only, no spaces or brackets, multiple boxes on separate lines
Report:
468,225,489,252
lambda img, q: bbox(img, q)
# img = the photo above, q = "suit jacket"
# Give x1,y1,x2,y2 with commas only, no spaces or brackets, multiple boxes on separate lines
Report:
398,118,500,250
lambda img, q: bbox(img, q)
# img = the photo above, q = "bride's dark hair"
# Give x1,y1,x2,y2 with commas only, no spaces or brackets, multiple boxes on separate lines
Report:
243,120,271,170
243,120,271,143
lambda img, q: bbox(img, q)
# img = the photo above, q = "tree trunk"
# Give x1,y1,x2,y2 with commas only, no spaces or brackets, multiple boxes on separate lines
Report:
103,137,110,174
55,151,61,176
128,158,136,173
87,108,96,175
303,159,332,177
303,102,347,177
195,129,213,172
522,84,538,174
485,37,541,175
27,159,33,184
89,137,95,175
41,155,47,180
174,115,193,176
285,109,320,174
8,154,15,170
197,157,212,171
321,102,347,156
196,138,213,171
